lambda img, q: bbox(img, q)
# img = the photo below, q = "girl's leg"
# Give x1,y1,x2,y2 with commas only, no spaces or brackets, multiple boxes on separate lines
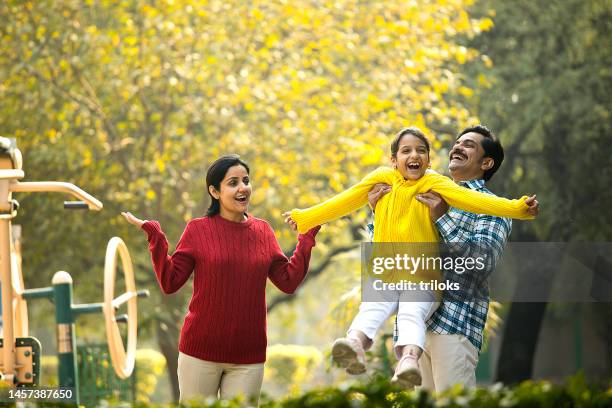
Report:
332,299,398,374
395,300,439,355
391,290,439,389
177,352,223,402
348,300,399,342
219,362,265,406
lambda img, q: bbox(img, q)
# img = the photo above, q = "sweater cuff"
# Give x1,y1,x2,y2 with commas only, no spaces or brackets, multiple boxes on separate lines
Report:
299,225,320,245
291,209,312,234
518,196,535,220
141,220,162,236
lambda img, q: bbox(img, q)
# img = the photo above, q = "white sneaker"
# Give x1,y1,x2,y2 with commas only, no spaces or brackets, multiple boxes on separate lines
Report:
331,337,367,375
391,351,422,389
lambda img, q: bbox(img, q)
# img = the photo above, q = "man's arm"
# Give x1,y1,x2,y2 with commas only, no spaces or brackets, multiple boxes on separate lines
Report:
436,211,512,276
415,190,511,274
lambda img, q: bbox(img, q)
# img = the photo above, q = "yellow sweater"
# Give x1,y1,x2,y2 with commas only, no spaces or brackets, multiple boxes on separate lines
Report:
291,167,533,242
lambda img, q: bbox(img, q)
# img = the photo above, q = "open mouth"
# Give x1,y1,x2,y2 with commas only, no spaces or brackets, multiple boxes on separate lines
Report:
407,162,421,170
450,152,467,162
235,194,249,204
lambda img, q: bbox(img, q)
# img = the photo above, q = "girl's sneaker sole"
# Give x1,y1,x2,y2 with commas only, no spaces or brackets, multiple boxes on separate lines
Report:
331,339,366,375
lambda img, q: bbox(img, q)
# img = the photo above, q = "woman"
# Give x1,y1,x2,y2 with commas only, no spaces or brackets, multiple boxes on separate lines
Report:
122,154,319,404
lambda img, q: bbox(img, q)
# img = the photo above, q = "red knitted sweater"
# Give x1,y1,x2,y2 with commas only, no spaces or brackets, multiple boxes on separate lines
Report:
141,214,319,364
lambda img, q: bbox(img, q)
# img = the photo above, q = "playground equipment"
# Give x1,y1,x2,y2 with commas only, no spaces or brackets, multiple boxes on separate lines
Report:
0,138,148,403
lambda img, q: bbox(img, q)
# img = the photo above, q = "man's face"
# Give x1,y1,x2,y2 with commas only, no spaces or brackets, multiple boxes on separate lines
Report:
448,132,492,180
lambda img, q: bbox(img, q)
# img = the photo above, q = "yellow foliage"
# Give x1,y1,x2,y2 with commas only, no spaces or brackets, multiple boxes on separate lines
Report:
135,348,166,404
156,157,166,173
479,17,495,32
40,355,59,387
2,0,488,287
458,86,474,98
265,344,323,396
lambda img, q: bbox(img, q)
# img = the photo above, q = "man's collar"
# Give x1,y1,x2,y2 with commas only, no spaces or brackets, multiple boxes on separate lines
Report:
458,178,486,189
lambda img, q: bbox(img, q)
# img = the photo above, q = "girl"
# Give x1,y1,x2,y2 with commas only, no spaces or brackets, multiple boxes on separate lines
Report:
285,127,537,389
122,154,320,404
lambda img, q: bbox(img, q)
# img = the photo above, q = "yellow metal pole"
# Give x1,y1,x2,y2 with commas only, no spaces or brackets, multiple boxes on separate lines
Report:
0,218,15,385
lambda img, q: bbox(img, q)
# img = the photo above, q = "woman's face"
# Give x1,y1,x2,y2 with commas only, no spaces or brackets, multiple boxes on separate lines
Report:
391,134,430,180
210,164,252,219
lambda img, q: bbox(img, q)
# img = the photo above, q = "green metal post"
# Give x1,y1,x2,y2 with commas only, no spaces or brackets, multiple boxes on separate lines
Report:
574,304,583,372
52,271,79,405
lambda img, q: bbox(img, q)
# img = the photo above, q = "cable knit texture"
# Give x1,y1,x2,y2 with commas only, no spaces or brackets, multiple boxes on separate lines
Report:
141,214,319,364
291,167,533,240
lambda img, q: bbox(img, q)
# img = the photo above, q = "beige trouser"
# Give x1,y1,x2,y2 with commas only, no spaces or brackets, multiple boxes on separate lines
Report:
177,352,265,405
418,333,479,393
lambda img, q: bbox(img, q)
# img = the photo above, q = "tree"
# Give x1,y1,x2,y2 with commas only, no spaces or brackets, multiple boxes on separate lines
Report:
1,0,492,399
463,0,612,383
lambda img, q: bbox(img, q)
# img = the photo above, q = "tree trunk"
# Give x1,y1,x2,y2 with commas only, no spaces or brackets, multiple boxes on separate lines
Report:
495,302,547,383
156,322,180,402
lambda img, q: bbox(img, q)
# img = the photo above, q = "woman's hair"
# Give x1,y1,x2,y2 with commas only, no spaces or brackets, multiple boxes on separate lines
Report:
391,127,430,157
206,154,250,217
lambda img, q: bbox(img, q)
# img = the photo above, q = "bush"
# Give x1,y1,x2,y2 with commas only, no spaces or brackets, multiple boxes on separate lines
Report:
40,355,59,387
37,348,165,404
135,348,166,404
264,344,323,396
132,374,612,407
271,374,612,408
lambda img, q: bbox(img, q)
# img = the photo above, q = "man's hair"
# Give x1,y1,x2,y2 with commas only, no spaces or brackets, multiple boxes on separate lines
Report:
391,127,430,157
457,125,504,181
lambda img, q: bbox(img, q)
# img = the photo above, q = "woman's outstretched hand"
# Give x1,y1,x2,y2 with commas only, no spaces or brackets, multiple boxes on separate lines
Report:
282,211,297,231
121,211,146,228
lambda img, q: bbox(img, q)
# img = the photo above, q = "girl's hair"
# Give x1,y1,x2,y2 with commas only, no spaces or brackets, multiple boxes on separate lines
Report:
206,154,250,217
390,127,430,157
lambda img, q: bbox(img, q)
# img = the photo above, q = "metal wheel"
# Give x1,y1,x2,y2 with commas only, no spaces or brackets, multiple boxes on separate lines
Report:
102,237,137,379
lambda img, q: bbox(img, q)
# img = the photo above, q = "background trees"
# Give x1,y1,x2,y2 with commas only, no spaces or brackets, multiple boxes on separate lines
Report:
2,0,609,400
463,0,611,383
1,0,490,400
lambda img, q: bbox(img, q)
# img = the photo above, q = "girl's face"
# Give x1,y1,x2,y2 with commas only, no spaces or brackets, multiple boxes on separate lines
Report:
391,134,430,180
209,164,252,221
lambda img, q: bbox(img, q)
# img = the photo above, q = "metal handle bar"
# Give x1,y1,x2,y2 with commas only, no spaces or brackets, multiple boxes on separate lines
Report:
0,169,24,180
10,182,103,211
64,201,89,210
115,314,129,324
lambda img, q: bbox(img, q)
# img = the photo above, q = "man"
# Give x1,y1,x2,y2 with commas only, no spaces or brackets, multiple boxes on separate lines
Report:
367,125,538,392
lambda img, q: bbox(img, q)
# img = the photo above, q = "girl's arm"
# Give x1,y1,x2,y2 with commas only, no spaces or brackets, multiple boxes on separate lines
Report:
141,220,197,294
290,167,395,233
268,225,321,294
428,174,535,220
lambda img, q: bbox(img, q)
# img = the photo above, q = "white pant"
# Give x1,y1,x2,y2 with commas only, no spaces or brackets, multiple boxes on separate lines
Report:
419,333,479,393
177,352,264,405
348,288,438,355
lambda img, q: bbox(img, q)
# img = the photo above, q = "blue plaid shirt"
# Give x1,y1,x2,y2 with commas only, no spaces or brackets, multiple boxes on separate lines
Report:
427,179,511,351
368,179,512,351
